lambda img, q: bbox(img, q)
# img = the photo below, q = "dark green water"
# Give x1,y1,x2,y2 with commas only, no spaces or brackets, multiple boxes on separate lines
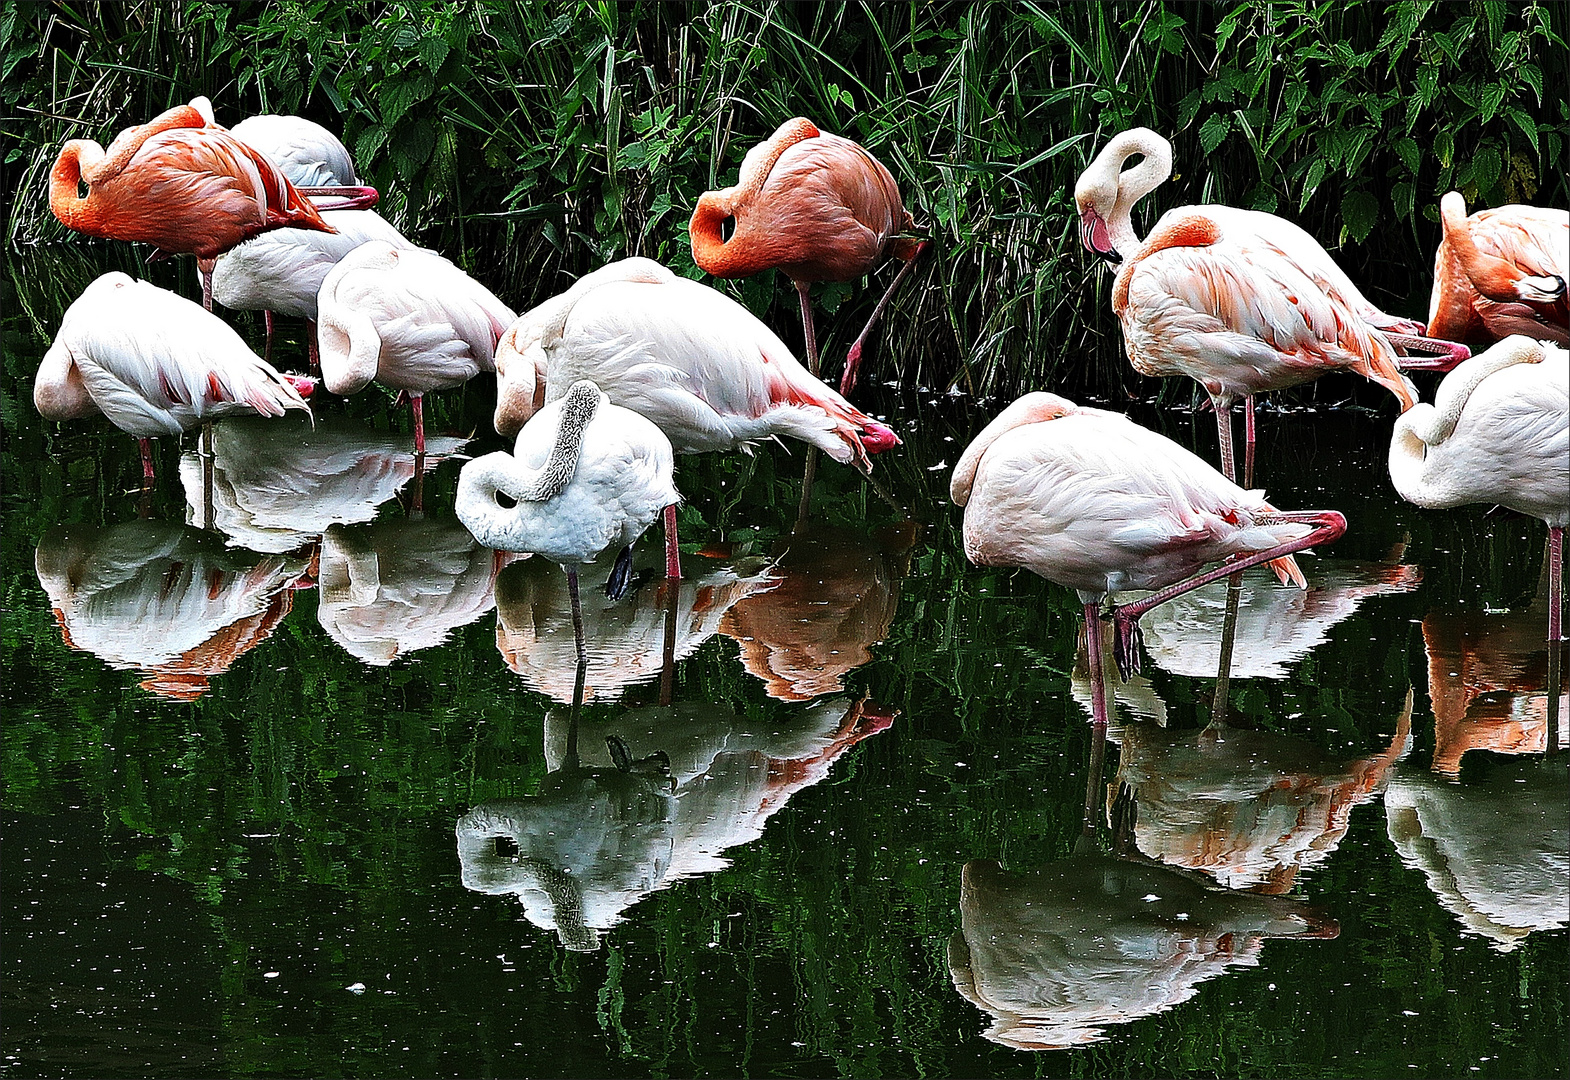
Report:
2,249,1567,1079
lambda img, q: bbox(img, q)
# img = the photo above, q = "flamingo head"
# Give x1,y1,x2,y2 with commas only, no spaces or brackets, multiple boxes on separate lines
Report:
860,418,900,454
1078,206,1120,263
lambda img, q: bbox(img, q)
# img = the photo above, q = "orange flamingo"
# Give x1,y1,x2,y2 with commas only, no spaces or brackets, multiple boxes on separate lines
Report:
1427,191,1568,347
49,100,336,310
689,117,925,394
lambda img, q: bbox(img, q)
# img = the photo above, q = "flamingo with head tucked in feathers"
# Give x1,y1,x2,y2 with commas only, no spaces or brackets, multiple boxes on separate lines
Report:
48,98,358,311
492,257,899,474
688,117,925,395
1427,192,1568,347
1074,127,1468,485
35,272,314,482
950,391,1345,729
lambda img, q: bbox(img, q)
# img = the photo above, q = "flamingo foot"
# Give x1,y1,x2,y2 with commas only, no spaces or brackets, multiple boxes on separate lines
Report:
285,374,317,398
606,544,635,601
1112,608,1144,681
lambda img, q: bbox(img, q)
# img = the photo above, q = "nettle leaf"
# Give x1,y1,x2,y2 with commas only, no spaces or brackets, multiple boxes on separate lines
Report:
1393,136,1422,177
1300,157,1327,210
1199,112,1232,155
356,123,390,166
1519,63,1543,101
1341,188,1380,243
1480,80,1507,122
1393,179,1415,223
1376,1,1421,57
1506,107,1541,156
418,36,449,73
1469,142,1502,192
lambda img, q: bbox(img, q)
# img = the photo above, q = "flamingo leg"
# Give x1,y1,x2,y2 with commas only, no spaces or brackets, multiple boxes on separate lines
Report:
263,310,275,361
1243,394,1256,489
1083,603,1110,730
411,392,425,456
841,241,929,396
1110,509,1347,679
567,564,587,666
139,438,156,482
306,318,319,375
796,279,823,520
1210,571,1244,723
1549,525,1564,752
664,503,682,581
411,452,425,516
659,577,678,708
1213,396,1237,483
201,423,215,532
197,258,215,312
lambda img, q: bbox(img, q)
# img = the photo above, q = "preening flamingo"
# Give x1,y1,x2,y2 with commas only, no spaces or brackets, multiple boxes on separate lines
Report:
1074,127,1465,484
689,117,925,394
1388,335,1569,704
207,209,414,366
48,99,337,310
457,380,681,662
35,272,313,482
950,392,1346,721
230,113,364,190
316,240,516,454
492,257,899,472
1427,192,1568,347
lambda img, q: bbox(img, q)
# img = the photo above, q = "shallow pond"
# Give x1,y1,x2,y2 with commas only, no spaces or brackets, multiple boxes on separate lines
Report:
2,249,1567,1079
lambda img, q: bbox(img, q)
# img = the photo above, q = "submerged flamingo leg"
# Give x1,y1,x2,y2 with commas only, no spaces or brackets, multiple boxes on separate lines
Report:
306,318,319,375
664,503,682,581
1243,394,1256,489
411,393,425,456
1083,603,1110,730
1549,526,1564,750
264,310,275,361
1110,510,1348,679
1213,396,1236,483
567,564,587,666
841,241,929,396
139,438,155,482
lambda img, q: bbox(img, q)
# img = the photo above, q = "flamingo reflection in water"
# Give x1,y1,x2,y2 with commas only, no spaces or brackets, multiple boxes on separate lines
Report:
35,520,308,701
1386,759,1568,951
179,413,465,553
316,519,513,667
456,696,895,952
493,555,774,704
717,521,920,701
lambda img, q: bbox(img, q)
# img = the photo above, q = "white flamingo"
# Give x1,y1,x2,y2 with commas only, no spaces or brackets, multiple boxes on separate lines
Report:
35,272,312,481
456,380,681,661
1388,335,1569,667
951,392,1346,723
316,240,516,453
491,257,898,472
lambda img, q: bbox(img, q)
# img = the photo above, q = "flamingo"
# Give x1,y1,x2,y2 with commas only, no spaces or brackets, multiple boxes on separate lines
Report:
1426,192,1569,347
315,240,516,454
48,99,342,311
1074,127,1467,483
492,257,898,474
1388,335,1569,689
230,113,364,190
688,117,925,394
456,380,682,662
35,272,313,482
206,209,414,367
950,392,1347,723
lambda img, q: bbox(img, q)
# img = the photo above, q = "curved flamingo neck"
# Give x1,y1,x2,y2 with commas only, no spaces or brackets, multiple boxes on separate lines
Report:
689,117,821,277
49,142,102,234
89,104,209,185
1102,129,1173,254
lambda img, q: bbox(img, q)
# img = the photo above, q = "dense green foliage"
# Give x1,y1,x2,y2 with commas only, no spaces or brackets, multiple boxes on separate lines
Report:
4,0,1565,394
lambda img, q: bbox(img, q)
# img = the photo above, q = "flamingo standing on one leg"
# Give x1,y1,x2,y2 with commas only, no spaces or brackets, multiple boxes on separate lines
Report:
316,241,516,455
456,380,681,662
1074,127,1468,484
34,272,313,483
1426,192,1568,348
688,117,925,395
491,257,899,484
950,392,1346,727
1388,335,1569,728
48,99,343,311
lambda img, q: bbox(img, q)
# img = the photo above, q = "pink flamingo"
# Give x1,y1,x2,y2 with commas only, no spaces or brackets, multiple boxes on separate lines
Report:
950,392,1346,724
1075,127,1467,483
1427,192,1568,347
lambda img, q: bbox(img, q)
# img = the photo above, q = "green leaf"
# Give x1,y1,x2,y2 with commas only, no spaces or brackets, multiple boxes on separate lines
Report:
1393,136,1422,177
1469,142,1502,192
1199,112,1232,155
1341,188,1380,243
1300,158,1327,210
418,36,450,74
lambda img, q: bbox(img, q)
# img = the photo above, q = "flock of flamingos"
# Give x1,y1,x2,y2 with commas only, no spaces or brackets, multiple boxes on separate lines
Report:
36,96,1570,723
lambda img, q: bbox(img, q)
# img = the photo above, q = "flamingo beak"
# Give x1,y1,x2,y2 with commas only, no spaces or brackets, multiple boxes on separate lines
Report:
1080,209,1120,264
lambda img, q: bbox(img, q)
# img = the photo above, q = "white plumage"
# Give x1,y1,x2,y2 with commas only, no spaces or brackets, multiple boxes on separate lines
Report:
230,113,361,188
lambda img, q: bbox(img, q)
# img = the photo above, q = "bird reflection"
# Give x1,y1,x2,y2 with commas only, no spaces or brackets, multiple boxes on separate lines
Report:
948,720,1337,1051
1424,588,1568,777
455,695,895,951
717,521,919,701
317,519,509,666
1385,759,1568,951
493,555,773,703
178,413,466,552
1134,558,1422,679
35,519,307,700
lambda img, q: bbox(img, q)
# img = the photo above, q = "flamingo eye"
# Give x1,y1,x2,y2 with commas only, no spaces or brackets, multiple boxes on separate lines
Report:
494,490,517,509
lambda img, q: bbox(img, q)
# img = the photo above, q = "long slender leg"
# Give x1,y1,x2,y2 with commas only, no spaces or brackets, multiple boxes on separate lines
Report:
659,575,678,708
201,423,215,532
1079,611,1110,850
1243,394,1256,490
306,318,319,375
798,279,821,523
198,258,215,312
1549,525,1563,753
567,565,587,667
1210,571,1244,723
1214,396,1236,484
264,310,275,361
1083,603,1110,730
411,392,425,456
1111,510,1347,679
139,438,156,482
840,242,929,396
411,453,425,516
664,503,682,581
